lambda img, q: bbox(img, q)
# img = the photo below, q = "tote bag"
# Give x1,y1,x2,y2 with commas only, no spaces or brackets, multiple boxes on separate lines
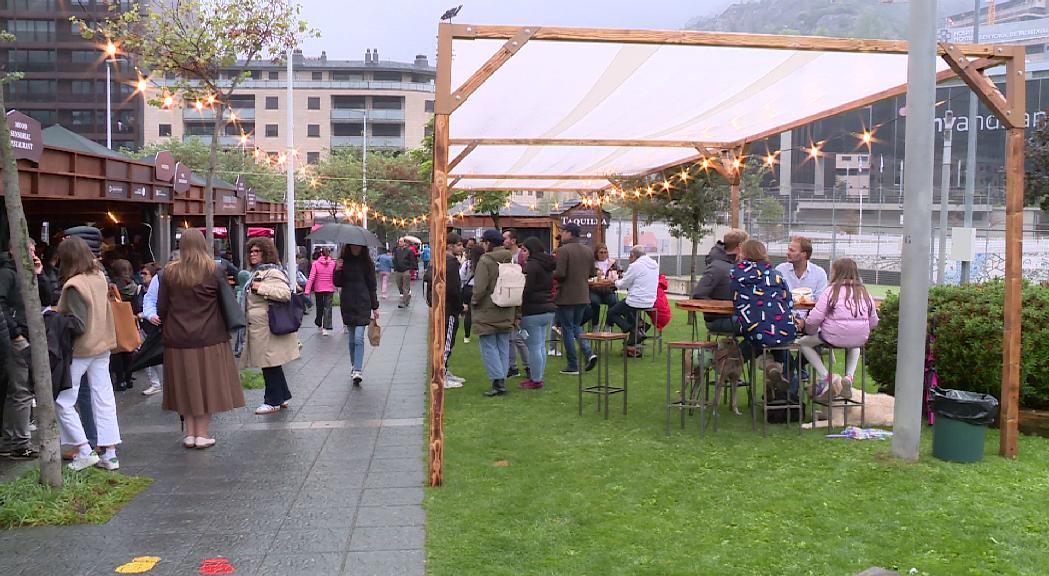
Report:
268,292,310,335
367,318,381,346
214,270,246,331
109,285,143,353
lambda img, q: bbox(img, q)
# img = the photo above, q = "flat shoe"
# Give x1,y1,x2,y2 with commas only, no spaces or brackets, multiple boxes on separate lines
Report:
195,437,216,449
255,404,281,415
182,436,197,449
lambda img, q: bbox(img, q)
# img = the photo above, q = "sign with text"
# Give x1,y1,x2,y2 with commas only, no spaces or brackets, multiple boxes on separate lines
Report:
235,175,247,197
246,188,257,210
155,151,175,182
173,162,192,194
6,110,42,164
559,207,609,246
106,182,128,199
153,186,170,201
131,184,149,200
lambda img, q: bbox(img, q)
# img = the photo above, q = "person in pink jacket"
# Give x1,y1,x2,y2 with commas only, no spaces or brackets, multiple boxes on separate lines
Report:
305,247,337,335
798,258,879,400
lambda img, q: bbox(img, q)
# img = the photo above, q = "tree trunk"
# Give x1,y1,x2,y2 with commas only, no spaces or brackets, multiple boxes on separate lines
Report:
631,204,639,248
204,106,225,251
0,101,62,488
689,235,698,288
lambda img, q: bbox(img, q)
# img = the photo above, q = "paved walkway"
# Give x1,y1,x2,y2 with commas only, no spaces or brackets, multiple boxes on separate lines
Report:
0,289,429,576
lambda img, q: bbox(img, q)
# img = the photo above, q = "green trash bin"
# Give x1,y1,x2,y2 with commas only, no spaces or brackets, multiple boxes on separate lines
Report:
930,388,998,463
932,415,988,463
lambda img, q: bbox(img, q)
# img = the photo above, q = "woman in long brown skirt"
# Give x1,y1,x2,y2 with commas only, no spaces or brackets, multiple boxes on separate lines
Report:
157,228,243,449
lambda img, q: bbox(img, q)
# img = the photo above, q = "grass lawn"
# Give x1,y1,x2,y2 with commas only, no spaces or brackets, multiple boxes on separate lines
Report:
426,312,1049,575
240,368,265,390
0,468,151,528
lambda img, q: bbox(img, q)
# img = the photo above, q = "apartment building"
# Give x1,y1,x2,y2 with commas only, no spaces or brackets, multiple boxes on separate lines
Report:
1,0,142,150
143,49,435,164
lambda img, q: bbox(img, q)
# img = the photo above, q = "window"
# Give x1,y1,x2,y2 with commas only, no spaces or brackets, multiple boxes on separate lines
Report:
372,124,401,137
307,97,320,110
25,109,55,125
8,49,55,71
307,152,320,165
332,123,362,137
265,124,278,138
7,19,55,42
7,79,54,97
158,124,172,137
372,96,403,110
228,94,255,109
332,95,365,109
70,80,93,96
248,70,262,80
311,71,322,81
373,71,402,82
5,0,55,8
265,96,278,110
70,50,97,64
185,123,213,136
307,124,320,138
268,71,279,80
70,110,94,127
424,100,434,113
330,71,351,81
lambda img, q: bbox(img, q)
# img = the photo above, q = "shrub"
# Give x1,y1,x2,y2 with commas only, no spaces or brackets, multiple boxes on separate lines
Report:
866,281,1049,409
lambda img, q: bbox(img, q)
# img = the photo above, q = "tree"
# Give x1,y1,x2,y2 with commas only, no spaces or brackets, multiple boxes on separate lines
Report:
636,168,725,285
0,31,62,487
131,138,285,200
82,0,316,249
739,158,785,238
304,149,362,219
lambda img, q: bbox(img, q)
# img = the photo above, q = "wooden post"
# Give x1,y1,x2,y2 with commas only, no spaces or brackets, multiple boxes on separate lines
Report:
730,182,740,229
429,23,454,486
631,203,639,249
1000,48,1025,458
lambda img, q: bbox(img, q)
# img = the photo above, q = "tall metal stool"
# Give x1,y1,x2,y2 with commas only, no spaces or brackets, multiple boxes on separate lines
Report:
665,341,718,435
578,331,628,419
808,344,867,429
749,343,804,437
703,330,753,413
644,308,663,360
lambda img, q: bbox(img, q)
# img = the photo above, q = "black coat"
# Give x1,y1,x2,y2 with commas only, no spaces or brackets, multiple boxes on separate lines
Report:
521,252,556,317
334,257,378,327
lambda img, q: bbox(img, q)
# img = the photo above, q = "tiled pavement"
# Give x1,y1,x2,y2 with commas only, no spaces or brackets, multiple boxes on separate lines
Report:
0,288,429,576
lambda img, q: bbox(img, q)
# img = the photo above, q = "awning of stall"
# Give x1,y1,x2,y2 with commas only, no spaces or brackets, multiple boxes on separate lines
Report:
443,25,1007,194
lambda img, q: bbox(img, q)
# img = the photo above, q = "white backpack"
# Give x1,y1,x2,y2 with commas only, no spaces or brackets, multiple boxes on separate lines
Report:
491,262,526,307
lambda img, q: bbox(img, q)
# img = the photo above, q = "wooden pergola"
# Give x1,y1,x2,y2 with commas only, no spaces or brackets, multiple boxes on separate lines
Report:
427,23,1026,485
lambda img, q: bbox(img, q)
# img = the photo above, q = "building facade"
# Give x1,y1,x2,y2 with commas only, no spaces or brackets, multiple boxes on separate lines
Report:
143,49,435,163
0,0,142,150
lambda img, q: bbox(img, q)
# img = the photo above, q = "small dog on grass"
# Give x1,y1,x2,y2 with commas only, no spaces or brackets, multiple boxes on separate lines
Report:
802,386,896,429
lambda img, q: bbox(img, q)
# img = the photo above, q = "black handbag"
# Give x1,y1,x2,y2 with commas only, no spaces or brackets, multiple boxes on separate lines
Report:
268,292,309,335
215,270,246,331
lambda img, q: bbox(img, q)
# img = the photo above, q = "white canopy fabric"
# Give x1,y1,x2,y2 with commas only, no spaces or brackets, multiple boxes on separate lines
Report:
448,36,951,192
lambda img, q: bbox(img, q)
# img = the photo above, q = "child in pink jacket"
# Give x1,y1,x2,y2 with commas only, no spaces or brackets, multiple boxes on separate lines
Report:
799,258,879,400
305,248,337,335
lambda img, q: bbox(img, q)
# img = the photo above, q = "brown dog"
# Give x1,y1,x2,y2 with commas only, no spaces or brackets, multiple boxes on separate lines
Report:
802,390,896,429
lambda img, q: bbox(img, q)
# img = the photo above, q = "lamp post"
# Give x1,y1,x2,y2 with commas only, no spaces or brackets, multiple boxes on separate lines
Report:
362,109,368,228
103,41,126,150
938,110,956,285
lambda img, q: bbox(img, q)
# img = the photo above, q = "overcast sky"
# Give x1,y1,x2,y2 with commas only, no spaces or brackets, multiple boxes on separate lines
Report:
298,0,736,63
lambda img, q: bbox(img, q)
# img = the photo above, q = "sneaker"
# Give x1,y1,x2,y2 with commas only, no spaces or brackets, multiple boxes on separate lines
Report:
444,379,463,389
68,451,100,471
141,383,162,396
255,404,281,415
838,375,852,400
585,354,599,372
320,329,329,336
28,420,36,432
519,379,544,390
506,368,521,378
560,367,580,376
463,337,471,344
8,448,38,460
96,454,120,471
446,372,465,384
352,371,363,386
813,376,830,399
548,348,562,357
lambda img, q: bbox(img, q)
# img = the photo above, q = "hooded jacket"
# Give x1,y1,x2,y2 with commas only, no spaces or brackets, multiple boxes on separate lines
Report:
470,246,516,335
333,256,379,327
305,255,337,294
521,252,556,317
0,253,27,339
690,241,737,320
730,259,796,347
617,254,659,309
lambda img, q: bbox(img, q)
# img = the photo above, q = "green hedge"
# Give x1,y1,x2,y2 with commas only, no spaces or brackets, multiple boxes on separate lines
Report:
866,281,1049,409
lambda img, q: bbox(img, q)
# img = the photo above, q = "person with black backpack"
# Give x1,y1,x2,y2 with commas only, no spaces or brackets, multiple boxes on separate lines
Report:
472,229,517,397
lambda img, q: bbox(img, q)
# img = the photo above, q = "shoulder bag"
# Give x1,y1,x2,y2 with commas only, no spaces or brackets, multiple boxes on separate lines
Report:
109,284,143,353
215,270,246,332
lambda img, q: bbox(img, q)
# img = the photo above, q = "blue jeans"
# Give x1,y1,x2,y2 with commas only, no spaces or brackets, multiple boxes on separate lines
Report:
520,312,554,383
347,325,366,372
589,290,618,329
557,304,593,371
478,331,511,380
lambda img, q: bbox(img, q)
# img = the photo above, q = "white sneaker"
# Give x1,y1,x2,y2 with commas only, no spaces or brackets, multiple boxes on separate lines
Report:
255,404,281,415
446,372,465,384
444,380,463,389
548,348,563,357
463,337,470,344
141,384,162,396
321,329,329,336
352,371,363,386
68,451,100,471
96,454,119,471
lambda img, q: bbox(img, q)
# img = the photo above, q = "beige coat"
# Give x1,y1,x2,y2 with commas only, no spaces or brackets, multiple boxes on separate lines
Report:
240,267,301,369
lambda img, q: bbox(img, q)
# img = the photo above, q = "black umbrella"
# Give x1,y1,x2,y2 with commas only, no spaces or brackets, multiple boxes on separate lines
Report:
127,327,164,375
306,223,379,247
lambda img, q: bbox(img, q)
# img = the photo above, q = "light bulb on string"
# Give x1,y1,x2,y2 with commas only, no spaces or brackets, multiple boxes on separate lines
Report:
162,94,174,108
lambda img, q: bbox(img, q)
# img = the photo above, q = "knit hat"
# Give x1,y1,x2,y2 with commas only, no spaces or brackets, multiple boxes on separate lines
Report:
481,228,503,244
64,226,103,258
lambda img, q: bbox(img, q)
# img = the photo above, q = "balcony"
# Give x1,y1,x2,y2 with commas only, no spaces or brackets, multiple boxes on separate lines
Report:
183,134,254,147
331,136,404,149
152,78,435,94
330,109,404,121
182,108,256,121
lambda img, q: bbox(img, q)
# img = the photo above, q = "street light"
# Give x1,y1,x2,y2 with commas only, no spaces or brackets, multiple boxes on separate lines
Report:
102,41,126,150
